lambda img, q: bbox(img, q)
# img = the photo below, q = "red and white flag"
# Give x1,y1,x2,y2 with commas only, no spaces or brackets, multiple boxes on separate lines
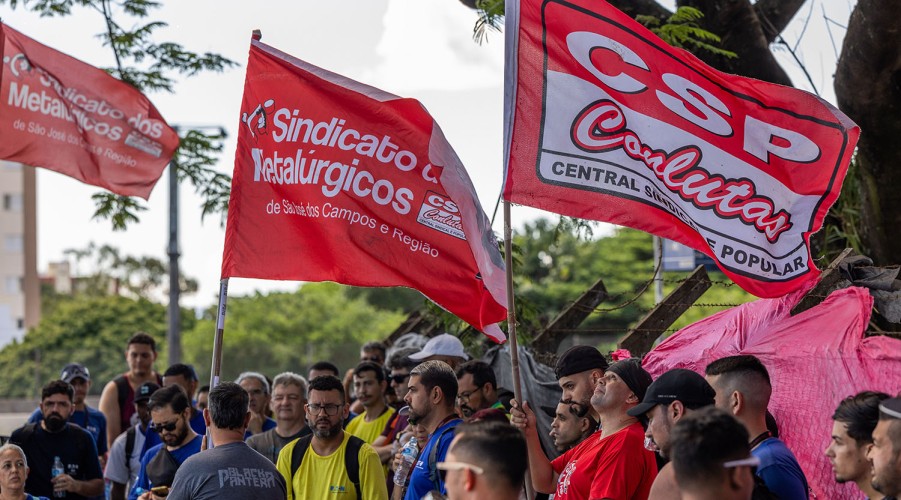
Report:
0,23,178,199
502,0,859,297
222,37,507,341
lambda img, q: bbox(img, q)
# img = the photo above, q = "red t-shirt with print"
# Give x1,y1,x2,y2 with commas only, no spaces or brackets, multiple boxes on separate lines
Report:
589,421,657,500
551,430,603,499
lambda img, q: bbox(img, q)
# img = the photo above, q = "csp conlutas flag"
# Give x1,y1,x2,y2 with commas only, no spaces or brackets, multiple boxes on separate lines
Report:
222,35,508,341
502,0,860,297
0,23,178,199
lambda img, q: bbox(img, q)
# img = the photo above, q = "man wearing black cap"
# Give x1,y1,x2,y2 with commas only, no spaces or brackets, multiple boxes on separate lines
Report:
512,357,656,499
626,368,716,500
869,397,901,499
28,363,108,461
106,382,161,500
554,345,608,422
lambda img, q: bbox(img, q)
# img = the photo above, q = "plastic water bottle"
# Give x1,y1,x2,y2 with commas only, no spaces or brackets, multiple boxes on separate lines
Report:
51,456,65,498
393,437,419,486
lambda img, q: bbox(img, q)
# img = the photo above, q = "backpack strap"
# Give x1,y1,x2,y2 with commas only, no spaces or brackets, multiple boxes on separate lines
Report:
289,434,363,498
343,435,364,498
114,375,129,418
427,424,457,491
124,426,137,476
16,423,37,444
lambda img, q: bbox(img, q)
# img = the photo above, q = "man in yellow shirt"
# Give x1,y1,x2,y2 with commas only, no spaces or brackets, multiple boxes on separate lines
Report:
347,362,396,444
277,375,388,500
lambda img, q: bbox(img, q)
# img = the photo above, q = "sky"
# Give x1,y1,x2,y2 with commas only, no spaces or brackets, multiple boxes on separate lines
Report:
1,0,854,312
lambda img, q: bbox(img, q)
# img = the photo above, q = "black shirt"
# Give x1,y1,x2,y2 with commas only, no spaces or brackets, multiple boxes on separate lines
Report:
10,423,102,500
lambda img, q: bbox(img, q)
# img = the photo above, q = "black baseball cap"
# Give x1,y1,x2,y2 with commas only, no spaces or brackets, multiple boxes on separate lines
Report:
555,345,609,380
627,368,716,417
60,363,90,383
134,382,161,404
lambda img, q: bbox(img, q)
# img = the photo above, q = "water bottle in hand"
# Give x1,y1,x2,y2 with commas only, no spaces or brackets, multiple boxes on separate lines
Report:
51,456,66,498
393,437,419,486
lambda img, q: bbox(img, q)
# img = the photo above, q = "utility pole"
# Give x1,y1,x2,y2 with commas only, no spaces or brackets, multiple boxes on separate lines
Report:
167,153,181,365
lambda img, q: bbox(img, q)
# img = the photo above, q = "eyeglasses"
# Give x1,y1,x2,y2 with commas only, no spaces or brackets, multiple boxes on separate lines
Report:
723,456,760,469
436,461,485,482
150,420,179,433
389,374,410,384
307,403,343,416
456,390,476,402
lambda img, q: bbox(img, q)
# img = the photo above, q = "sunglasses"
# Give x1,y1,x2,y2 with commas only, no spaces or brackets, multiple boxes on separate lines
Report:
388,374,410,384
436,461,485,482
150,420,179,433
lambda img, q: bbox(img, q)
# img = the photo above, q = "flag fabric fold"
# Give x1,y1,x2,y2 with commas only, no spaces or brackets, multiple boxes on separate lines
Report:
222,38,507,341
502,0,859,297
0,23,178,199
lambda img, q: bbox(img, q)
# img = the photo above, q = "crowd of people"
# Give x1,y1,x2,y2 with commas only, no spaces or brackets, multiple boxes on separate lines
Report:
1,331,899,500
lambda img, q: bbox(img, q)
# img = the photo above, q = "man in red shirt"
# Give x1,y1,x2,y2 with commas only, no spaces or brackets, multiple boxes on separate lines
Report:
512,357,656,499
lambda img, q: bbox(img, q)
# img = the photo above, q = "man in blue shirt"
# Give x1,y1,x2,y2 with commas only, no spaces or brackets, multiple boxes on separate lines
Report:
28,363,107,461
141,364,207,456
401,360,462,500
706,355,809,499
129,384,202,500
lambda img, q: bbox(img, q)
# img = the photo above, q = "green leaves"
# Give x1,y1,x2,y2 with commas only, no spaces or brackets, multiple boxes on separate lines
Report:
637,7,737,59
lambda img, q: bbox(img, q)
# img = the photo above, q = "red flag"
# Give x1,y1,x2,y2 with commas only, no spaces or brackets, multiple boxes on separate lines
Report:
222,38,507,341
0,23,178,199
502,0,859,297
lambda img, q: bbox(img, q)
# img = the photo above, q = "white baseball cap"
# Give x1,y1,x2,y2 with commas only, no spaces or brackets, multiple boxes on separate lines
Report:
409,333,469,361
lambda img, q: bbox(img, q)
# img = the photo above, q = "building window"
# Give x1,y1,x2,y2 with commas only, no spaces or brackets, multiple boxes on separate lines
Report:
3,194,23,212
4,234,23,252
4,276,19,294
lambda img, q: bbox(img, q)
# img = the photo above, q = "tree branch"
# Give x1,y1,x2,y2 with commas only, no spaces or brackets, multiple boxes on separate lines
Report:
754,0,807,44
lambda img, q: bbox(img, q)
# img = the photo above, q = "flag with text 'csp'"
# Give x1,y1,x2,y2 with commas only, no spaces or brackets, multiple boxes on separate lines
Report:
0,23,178,199
502,0,859,297
222,37,508,341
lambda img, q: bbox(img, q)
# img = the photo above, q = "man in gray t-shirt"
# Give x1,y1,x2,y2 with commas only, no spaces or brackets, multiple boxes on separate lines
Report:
168,383,286,500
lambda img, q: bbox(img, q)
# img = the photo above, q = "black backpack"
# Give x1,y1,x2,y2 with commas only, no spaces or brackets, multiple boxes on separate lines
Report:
289,434,364,497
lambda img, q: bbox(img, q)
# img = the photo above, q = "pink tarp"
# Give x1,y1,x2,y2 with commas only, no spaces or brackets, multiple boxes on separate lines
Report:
644,285,901,499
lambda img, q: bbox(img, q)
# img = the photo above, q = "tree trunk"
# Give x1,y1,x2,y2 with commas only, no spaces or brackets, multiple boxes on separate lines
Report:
834,0,901,265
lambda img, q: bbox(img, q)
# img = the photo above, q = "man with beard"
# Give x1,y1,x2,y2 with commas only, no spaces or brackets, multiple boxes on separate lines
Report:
455,361,504,421
868,397,901,499
28,363,107,462
129,384,202,500
11,380,104,499
555,346,608,421
100,333,163,448
547,402,597,453
168,382,286,499
346,361,395,444
825,391,890,499
512,358,656,499
276,375,387,500
247,372,312,464
625,368,716,500
141,364,207,456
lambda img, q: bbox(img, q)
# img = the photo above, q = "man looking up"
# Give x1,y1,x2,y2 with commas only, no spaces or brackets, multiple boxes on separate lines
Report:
626,368,717,500
669,407,756,500
512,358,656,499
706,355,809,499
276,375,387,500
130,385,202,500
28,363,107,461
347,362,395,444
868,397,901,499
455,360,504,420
100,332,162,448
441,420,527,500
10,380,104,499
236,371,276,438
825,391,889,499
247,372,312,464
401,360,462,500
168,382,286,499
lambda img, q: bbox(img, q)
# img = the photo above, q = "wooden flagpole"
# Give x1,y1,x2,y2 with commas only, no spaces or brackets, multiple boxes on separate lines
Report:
504,201,535,499
209,278,229,391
